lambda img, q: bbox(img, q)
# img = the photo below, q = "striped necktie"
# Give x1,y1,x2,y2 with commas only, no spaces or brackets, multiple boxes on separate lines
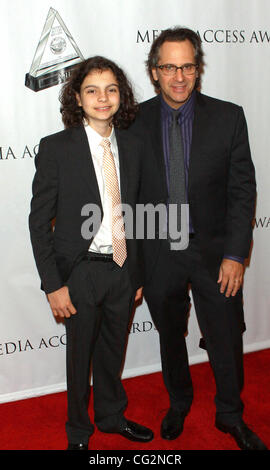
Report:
101,138,127,267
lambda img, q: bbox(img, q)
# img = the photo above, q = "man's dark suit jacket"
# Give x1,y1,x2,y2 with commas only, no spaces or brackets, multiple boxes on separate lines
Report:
29,125,143,294
135,91,256,281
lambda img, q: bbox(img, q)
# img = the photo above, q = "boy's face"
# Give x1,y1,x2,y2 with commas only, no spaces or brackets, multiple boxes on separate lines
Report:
76,69,120,130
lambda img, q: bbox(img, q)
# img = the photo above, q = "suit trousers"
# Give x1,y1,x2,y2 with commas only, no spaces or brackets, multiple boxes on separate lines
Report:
144,237,245,426
64,257,134,444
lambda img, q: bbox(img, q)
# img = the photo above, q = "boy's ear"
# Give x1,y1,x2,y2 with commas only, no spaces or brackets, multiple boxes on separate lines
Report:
75,92,82,107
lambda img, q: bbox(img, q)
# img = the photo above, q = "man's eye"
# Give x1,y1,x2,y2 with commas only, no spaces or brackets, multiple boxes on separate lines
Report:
165,65,174,71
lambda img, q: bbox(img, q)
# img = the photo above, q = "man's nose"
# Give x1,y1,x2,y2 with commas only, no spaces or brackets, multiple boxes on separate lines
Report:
175,68,184,81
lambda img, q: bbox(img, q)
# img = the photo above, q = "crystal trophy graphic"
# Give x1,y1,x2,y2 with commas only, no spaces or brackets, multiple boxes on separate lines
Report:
25,7,84,92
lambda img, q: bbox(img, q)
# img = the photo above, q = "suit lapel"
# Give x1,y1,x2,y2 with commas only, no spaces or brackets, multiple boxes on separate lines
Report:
188,92,211,192
144,96,168,198
70,125,102,209
115,128,129,203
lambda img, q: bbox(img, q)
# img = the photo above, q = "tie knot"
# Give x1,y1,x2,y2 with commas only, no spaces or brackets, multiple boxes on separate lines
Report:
171,109,181,124
100,138,111,151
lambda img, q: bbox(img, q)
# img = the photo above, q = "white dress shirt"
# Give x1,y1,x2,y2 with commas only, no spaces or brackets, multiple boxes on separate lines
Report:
84,124,121,254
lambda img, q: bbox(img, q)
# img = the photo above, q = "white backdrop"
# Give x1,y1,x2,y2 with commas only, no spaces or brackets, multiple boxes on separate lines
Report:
1,0,270,403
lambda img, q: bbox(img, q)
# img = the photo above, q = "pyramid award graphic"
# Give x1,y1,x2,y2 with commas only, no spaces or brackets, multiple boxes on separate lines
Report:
25,7,84,92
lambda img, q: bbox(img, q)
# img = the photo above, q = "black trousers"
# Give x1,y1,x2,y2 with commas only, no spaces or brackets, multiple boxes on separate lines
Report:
144,237,245,426
64,257,134,444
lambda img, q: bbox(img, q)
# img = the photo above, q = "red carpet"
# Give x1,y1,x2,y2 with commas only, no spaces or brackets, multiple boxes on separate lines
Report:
1,349,269,450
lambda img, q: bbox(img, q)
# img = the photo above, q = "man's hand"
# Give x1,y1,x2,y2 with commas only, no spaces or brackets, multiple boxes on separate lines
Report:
217,259,244,297
135,287,143,302
47,286,77,318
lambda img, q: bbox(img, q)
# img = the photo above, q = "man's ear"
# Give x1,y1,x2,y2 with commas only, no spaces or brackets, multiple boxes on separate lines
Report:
151,67,158,82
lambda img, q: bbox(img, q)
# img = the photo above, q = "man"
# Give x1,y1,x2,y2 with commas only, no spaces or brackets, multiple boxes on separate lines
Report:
135,27,267,450
29,56,153,450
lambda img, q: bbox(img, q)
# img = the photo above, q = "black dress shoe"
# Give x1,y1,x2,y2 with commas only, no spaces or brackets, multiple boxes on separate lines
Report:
161,408,186,440
118,420,154,442
67,442,88,450
215,419,268,450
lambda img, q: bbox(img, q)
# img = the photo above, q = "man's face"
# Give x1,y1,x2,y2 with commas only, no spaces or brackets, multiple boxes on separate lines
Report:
152,40,198,109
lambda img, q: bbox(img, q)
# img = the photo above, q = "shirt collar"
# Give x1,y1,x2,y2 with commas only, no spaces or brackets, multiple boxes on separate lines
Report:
85,123,116,152
161,89,196,124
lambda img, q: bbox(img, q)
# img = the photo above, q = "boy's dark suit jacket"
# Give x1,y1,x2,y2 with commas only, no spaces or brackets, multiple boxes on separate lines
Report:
29,125,143,294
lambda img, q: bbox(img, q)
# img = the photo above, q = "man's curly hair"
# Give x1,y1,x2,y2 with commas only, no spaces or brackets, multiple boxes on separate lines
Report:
59,56,138,129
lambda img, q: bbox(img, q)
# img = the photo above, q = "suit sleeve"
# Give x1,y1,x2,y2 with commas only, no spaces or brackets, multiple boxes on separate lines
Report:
224,107,256,258
29,138,63,294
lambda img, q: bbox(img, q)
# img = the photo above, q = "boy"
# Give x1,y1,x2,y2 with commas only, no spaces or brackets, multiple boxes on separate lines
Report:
29,56,153,450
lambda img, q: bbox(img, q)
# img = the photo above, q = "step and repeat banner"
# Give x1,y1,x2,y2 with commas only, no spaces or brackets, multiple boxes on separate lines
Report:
1,0,270,403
